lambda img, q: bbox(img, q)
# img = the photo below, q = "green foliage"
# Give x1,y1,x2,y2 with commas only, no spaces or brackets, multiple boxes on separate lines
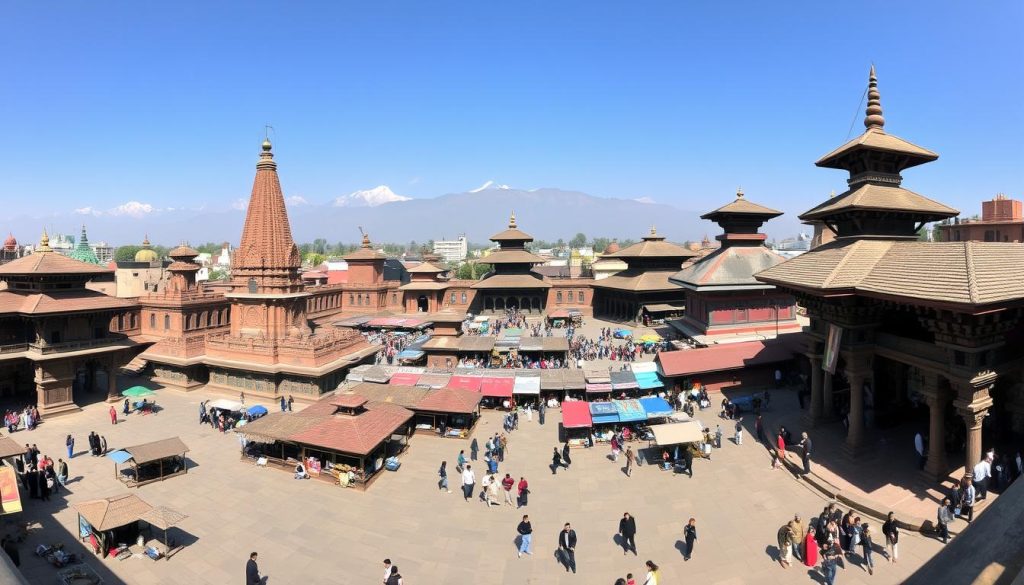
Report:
312,238,327,255
456,262,491,280
114,245,142,262
591,237,610,253
569,232,587,248
305,253,326,267
208,268,228,281
194,242,222,255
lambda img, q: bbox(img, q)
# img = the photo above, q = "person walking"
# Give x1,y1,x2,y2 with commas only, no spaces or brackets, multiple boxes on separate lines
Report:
517,477,529,508
287,395,294,411
551,447,562,475
860,523,875,575
562,442,572,470
557,523,577,574
438,461,451,493
974,454,992,500
683,518,697,561
246,552,261,585
382,559,393,584
56,458,68,488
777,522,795,568
108,405,117,425
470,438,479,461
456,450,466,473
625,446,635,477
961,477,976,522
502,473,516,506
800,432,813,474
618,512,637,556
280,396,287,412
461,464,476,501
642,560,660,585
937,497,954,543
882,511,899,563
539,401,546,425
734,417,743,445
517,515,533,558
715,425,723,449
65,434,74,459
385,565,403,585
682,445,694,477
122,398,130,417
99,435,107,456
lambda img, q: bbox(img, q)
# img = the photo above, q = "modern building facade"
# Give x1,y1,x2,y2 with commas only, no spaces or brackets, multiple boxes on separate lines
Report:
433,235,467,264
938,193,1024,243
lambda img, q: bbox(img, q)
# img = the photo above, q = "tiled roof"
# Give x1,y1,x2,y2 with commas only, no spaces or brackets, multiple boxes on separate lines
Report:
604,240,697,260
670,246,788,289
288,402,413,456
656,339,796,377
816,128,938,169
471,273,552,289
124,437,189,464
0,251,112,276
417,387,482,413
343,382,431,408
398,281,450,291
756,240,1024,309
343,247,387,261
799,183,958,221
74,494,153,532
481,249,546,264
701,196,782,220
489,227,534,242
590,270,681,292
406,262,446,274
0,289,135,316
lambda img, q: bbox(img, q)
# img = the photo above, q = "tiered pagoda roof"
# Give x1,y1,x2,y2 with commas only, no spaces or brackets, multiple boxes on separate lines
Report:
671,189,787,291
472,212,549,289
592,227,696,292
68,225,102,265
756,67,1024,313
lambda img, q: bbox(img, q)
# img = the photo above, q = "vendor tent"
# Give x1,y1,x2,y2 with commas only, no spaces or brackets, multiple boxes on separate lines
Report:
389,372,422,386
139,505,188,556
585,383,612,394
121,386,156,398
479,377,514,398
563,370,587,391
638,396,674,419
207,399,244,412
610,371,639,391
650,421,704,445
540,369,564,391
634,371,664,390
75,494,153,532
613,399,646,422
560,401,592,428
0,437,27,459
513,376,541,395
589,401,619,424
113,437,190,487
448,375,483,392
247,405,268,417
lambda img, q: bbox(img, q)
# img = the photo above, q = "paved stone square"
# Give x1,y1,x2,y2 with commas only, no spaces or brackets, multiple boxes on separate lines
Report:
5,377,948,585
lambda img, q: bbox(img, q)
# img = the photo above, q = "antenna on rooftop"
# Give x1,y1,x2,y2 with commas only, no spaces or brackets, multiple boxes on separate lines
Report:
264,124,275,140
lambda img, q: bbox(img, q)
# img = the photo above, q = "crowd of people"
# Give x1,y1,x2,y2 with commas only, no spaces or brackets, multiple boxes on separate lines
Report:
368,331,418,365
3,406,41,433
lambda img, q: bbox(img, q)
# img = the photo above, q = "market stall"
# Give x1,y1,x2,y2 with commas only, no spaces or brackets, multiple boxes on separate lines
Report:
447,375,483,392
512,374,541,399
478,376,515,409
138,505,189,558
416,372,452,389
610,371,639,395
638,396,674,420
631,362,665,391
414,387,482,437
109,437,189,487
389,372,422,386
75,494,153,559
560,401,592,447
648,421,707,470
588,401,620,443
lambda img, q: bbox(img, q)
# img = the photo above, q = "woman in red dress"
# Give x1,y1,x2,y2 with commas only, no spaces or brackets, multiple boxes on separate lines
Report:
776,431,786,462
804,527,819,568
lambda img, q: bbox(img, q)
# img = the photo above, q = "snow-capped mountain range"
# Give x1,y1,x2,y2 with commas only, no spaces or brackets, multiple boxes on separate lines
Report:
333,185,412,207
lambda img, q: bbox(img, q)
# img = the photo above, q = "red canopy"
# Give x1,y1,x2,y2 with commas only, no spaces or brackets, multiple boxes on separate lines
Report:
479,377,514,398
561,401,592,429
447,376,482,392
389,373,421,386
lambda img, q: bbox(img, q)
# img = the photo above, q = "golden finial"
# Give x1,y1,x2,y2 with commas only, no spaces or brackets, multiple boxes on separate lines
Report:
736,187,744,199
650,225,657,235
38,229,52,253
864,64,885,131
358,226,371,249
142,234,151,247
830,189,836,198
509,211,517,229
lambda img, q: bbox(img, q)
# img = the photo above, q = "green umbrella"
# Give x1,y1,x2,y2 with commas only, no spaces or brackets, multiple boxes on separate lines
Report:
121,386,156,398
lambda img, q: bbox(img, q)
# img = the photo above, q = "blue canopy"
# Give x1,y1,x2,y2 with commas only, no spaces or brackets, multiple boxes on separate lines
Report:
397,349,425,360
613,329,632,338
247,405,268,417
589,401,619,425
613,399,646,422
639,396,674,419
635,371,664,390
106,450,133,464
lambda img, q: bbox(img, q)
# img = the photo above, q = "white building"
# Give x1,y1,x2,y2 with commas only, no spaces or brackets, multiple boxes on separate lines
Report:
216,243,232,267
92,240,114,264
433,235,467,264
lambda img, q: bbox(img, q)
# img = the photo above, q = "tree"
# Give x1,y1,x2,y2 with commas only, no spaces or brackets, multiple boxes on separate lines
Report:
591,237,610,253
312,238,327,255
305,253,326,267
456,262,491,280
208,268,228,281
114,245,142,262
569,232,587,248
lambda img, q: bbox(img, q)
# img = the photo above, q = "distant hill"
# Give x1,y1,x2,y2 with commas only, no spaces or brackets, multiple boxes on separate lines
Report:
8,183,802,247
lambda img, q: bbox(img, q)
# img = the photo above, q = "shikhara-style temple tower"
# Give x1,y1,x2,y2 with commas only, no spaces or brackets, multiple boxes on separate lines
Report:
226,138,312,339
670,189,799,343
757,67,1024,477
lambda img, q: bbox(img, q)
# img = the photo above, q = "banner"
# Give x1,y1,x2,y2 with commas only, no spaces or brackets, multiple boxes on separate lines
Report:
0,466,22,515
823,324,843,375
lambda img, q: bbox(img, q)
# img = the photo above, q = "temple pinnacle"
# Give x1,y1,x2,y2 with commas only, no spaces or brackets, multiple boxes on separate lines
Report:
864,64,885,131
509,211,517,229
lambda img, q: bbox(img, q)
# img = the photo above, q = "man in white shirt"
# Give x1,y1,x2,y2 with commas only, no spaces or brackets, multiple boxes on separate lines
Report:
973,455,992,500
461,464,476,501
382,559,391,584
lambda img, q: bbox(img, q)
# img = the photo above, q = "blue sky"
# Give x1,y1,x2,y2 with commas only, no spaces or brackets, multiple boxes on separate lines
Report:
1,1,1021,227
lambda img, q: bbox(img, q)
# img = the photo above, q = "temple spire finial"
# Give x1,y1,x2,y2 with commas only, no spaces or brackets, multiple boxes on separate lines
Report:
736,187,744,199
650,225,657,235
864,64,885,131
509,211,517,229
38,228,52,253
358,226,371,249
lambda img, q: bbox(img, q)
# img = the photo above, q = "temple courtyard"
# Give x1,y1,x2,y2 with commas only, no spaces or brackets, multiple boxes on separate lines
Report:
6,376,950,585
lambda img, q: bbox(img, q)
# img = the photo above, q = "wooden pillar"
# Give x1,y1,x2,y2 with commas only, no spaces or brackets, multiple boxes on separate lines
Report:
822,370,834,419
106,356,120,402
845,370,866,453
922,390,950,480
806,356,823,426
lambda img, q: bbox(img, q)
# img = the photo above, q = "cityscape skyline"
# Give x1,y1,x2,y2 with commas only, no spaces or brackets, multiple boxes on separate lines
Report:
2,2,1021,230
